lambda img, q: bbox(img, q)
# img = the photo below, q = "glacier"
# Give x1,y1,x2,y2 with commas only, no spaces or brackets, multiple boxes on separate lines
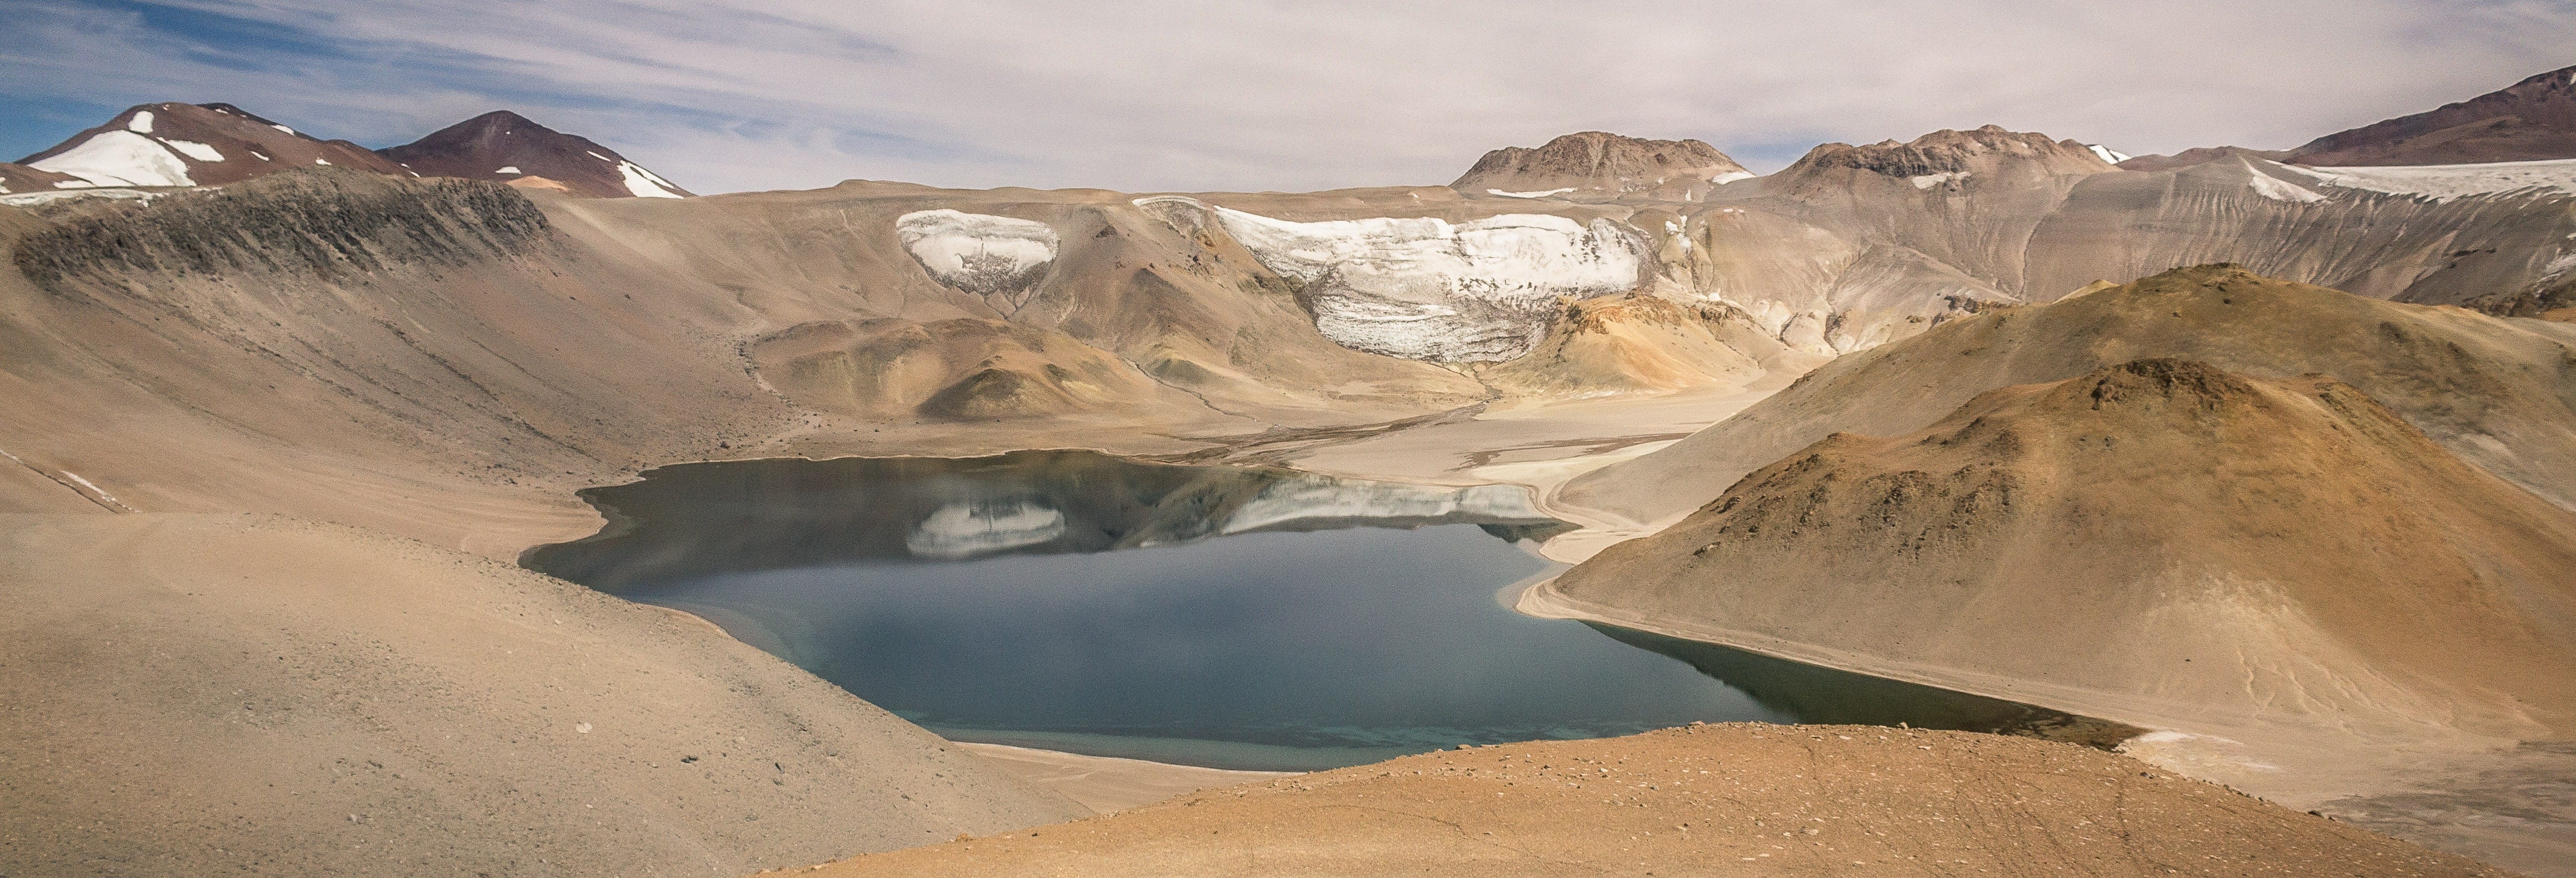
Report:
1155,198,1649,362
895,209,1061,314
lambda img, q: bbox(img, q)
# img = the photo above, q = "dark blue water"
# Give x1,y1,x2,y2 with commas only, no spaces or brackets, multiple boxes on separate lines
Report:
526,451,2113,771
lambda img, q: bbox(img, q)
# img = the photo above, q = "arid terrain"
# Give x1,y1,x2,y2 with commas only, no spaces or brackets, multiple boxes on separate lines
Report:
7,62,2576,877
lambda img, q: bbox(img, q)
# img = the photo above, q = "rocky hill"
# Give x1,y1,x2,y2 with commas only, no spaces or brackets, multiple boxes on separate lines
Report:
1450,131,1752,200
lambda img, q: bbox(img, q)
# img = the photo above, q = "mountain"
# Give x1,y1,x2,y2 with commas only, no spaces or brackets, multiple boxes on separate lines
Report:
1536,356,2576,859
12,102,408,189
2289,65,2576,166
1450,131,1752,200
378,110,690,199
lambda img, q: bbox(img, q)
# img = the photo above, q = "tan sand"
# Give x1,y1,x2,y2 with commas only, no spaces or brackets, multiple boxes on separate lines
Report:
806,723,2516,878
0,513,1085,876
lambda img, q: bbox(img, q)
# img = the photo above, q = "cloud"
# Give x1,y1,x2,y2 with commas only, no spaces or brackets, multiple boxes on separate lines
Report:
5,0,2572,194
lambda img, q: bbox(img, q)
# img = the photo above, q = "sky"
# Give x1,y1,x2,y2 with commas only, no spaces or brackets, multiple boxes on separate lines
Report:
5,0,2574,195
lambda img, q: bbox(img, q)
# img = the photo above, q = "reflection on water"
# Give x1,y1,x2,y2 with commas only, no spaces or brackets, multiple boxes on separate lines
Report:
526,451,2120,771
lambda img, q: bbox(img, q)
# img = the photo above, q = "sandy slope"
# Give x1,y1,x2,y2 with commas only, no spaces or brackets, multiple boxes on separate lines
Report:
1537,359,2576,874
0,513,1085,876
809,724,2512,878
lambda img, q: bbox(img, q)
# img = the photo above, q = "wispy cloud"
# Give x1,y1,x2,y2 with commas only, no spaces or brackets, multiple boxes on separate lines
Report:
6,0,2572,194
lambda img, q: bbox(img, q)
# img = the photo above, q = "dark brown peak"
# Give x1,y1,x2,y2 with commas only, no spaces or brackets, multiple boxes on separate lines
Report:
2290,63,2576,166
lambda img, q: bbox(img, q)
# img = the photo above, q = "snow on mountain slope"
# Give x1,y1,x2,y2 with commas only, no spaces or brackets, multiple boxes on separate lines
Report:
28,131,194,187
895,210,1061,314
15,103,407,189
1146,197,1650,362
2274,157,2576,202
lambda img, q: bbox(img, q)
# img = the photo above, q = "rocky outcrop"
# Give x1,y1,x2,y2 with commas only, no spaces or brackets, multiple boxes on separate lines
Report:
11,167,547,291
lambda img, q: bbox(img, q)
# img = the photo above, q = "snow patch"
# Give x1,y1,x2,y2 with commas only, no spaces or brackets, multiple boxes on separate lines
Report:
1486,187,1575,198
249,151,270,161
1221,479,1545,534
269,123,296,136
895,209,1059,307
2246,170,2326,203
30,131,194,187
314,158,330,165
2274,158,2576,203
0,188,164,207
1910,171,1966,189
127,110,154,134
615,160,684,198
587,151,612,162
160,138,224,162
906,500,1066,559
496,165,521,175
1144,197,1648,362
2086,144,2130,164
1709,170,1756,185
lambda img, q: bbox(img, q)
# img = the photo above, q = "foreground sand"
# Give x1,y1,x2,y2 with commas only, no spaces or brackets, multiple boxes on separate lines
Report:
0,513,1085,876
955,743,1295,813
805,723,2516,877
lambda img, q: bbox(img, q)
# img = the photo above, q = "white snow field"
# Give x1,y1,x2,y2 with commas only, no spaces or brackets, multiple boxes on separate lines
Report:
30,131,195,188
159,139,224,162
617,160,685,198
894,209,1060,308
1142,197,1648,362
2086,144,2130,164
2275,158,2576,203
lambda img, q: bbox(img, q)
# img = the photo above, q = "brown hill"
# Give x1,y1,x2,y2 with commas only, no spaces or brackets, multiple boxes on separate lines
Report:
1561,265,2576,527
379,110,690,198
14,102,409,189
0,513,1084,876
1451,131,1751,200
813,723,2513,878
2291,65,2576,166
1539,357,2576,872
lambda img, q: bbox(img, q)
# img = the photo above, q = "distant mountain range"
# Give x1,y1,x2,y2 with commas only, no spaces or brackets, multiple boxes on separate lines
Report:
3,104,686,199
2121,63,2576,170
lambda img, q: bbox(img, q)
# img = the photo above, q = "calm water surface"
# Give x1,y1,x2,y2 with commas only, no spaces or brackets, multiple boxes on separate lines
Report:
527,451,2100,771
